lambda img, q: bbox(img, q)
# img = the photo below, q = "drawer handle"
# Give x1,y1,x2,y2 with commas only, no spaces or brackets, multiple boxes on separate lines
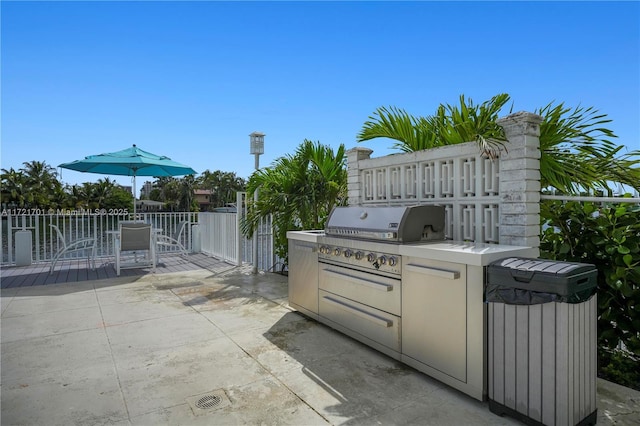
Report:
323,296,393,328
405,263,460,280
323,269,393,292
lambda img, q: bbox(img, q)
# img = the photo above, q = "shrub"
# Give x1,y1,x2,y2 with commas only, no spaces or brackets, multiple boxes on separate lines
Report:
540,198,640,390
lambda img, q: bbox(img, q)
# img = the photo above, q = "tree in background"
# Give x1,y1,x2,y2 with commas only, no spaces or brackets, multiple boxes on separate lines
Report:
151,177,180,211
243,140,347,261
20,161,63,208
1,167,27,208
64,180,132,210
197,170,246,209
143,171,244,212
1,161,64,209
92,178,117,208
100,185,134,210
178,175,197,211
1,162,133,211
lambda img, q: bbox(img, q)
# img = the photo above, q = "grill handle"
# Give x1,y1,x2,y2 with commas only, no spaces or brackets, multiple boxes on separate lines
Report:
322,268,394,292
323,296,393,328
405,263,460,280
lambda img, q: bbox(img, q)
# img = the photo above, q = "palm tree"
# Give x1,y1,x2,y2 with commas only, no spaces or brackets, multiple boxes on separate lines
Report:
197,170,246,209
243,140,347,260
357,94,640,194
93,178,117,207
1,167,27,207
20,160,62,208
65,184,86,209
178,175,196,211
153,177,180,211
81,182,97,209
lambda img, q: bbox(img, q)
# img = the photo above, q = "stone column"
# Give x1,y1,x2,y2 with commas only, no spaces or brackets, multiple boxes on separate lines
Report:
346,147,373,206
496,111,544,251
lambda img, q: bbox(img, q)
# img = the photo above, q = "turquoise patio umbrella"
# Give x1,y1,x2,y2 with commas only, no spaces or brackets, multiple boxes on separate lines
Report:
59,144,197,216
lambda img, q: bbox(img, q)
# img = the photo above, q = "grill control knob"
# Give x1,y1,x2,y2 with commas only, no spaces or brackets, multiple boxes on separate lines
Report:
334,247,342,256
379,255,387,265
388,256,397,266
355,251,364,260
367,253,376,263
344,249,353,258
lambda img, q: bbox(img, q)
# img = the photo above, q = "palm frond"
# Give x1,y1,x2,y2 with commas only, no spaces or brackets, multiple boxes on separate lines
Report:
537,102,640,193
357,94,510,157
357,106,439,152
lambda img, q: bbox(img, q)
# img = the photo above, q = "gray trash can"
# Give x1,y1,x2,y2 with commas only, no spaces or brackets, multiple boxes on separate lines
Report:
486,257,598,426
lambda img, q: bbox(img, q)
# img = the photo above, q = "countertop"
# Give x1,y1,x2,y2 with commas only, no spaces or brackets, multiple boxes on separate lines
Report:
400,241,539,266
288,230,539,266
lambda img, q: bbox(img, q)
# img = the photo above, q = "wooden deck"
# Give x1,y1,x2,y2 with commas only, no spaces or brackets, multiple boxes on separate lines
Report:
0,253,237,289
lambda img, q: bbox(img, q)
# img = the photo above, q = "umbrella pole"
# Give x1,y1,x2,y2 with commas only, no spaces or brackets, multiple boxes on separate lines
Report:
133,173,137,219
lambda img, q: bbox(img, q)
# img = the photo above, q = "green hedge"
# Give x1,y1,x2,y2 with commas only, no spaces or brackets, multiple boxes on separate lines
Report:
540,198,640,390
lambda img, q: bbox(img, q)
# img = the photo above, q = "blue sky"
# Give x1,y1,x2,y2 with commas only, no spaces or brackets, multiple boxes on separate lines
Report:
2,1,639,196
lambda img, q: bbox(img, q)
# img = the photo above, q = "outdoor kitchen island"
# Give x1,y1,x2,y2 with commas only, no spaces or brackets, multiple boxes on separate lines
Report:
287,226,537,401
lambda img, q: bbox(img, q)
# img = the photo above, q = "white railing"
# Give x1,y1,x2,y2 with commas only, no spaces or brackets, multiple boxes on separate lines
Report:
197,211,282,271
541,195,640,204
1,211,196,266
199,212,241,265
197,192,283,272
2,204,282,273
242,214,285,273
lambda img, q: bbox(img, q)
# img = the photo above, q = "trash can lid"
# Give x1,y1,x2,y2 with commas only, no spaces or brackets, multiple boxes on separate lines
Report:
486,257,597,304
490,257,595,276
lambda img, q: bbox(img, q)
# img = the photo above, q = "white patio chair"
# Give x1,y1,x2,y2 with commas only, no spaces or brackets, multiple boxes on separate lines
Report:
156,221,189,258
115,223,156,276
49,224,97,274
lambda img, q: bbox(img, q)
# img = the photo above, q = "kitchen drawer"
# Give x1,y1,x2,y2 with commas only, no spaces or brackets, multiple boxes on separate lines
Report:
319,264,401,315
319,290,401,352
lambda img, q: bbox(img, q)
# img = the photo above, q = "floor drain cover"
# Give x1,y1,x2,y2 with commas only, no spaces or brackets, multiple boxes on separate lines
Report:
186,389,231,415
196,394,222,409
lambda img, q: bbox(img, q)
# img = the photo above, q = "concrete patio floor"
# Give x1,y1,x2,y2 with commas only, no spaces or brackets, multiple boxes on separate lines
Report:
1,266,639,425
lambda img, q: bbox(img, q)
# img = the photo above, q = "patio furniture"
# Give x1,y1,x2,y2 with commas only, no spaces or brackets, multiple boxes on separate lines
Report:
49,224,97,274
115,223,156,276
156,221,189,258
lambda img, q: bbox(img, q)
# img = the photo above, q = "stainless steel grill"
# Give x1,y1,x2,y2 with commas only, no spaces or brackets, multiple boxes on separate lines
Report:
325,205,445,243
320,205,446,276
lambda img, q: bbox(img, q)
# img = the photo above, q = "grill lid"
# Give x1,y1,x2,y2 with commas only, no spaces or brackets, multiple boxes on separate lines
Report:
325,205,445,242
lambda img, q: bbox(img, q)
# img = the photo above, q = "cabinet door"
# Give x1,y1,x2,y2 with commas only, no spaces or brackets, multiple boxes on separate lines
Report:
402,258,467,382
288,240,319,314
